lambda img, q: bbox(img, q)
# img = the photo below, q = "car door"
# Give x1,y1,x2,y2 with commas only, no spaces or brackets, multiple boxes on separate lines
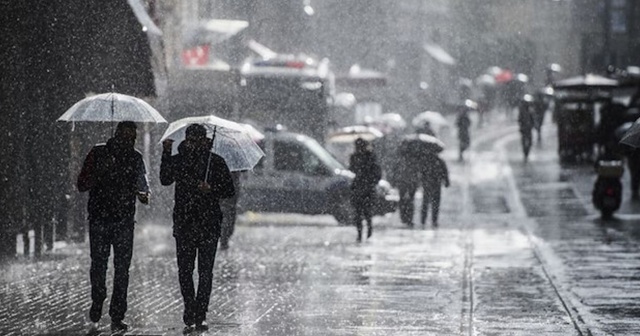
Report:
269,139,316,213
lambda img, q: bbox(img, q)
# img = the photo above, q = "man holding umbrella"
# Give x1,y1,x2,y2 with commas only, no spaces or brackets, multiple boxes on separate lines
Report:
77,121,150,333
160,124,235,332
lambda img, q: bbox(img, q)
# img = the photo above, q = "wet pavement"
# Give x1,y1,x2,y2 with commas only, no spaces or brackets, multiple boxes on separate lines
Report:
2,112,640,335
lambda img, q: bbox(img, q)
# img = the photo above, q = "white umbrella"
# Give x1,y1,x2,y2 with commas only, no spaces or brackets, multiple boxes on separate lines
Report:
160,115,265,172
412,111,449,128
57,92,167,123
369,113,407,134
327,126,384,143
399,133,446,157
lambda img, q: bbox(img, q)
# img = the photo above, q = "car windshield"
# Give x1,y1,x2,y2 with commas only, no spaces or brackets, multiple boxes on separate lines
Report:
302,137,345,171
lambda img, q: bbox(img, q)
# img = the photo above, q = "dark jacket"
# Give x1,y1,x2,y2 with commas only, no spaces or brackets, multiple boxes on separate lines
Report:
77,138,148,221
349,150,381,195
420,154,450,188
456,111,471,148
518,103,535,134
160,141,235,239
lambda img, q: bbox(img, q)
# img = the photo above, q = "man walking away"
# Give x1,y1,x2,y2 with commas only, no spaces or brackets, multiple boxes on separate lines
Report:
396,138,424,226
77,121,150,333
419,152,450,227
349,138,381,242
160,124,235,333
518,95,535,162
456,107,471,161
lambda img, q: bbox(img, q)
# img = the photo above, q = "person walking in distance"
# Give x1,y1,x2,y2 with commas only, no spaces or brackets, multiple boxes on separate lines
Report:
77,121,150,333
160,124,235,333
419,152,450,227
349,138,382,242
518,94,536,162
456,107,471,161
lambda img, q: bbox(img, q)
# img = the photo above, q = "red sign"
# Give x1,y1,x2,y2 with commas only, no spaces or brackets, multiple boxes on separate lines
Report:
181,45,210,66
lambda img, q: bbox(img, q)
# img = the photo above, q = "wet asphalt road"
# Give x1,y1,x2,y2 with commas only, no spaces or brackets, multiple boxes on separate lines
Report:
2,113,640,335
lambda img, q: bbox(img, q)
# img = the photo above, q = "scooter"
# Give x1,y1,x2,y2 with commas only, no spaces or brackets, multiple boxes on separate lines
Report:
592,159,624,219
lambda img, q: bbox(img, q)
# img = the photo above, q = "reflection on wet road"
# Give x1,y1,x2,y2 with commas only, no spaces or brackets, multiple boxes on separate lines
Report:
3,120,640,335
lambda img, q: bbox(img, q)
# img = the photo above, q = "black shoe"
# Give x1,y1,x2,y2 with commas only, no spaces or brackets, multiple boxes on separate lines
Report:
183,324,195,334
87,322,100,336
110,320,128,333
220,241,229,250
195,321,209,331
89,302,102,323
367,226,373,238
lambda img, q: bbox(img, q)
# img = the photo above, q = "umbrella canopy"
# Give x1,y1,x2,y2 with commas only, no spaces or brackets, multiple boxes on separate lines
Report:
399,133,445,155
494,69,514,83
160,115,265,171
412,111,449,128
58,92,167,123
619,119,640,148
615,122,634,142
369,113,407,134
327,126,384,143
553,74,619,90
242,123,265,142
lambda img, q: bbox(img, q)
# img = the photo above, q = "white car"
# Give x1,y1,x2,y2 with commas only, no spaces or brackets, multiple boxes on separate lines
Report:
238,129,398,224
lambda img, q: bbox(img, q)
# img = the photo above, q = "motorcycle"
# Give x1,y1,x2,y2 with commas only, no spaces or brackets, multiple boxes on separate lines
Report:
592,159,624,219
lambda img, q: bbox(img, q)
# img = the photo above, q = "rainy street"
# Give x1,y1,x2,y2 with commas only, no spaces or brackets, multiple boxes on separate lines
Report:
6,2,640,336
2,114,640,336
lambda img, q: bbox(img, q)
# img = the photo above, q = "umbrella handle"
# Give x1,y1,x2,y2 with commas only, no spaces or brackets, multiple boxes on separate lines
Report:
111,85,115,137
204,126,217,181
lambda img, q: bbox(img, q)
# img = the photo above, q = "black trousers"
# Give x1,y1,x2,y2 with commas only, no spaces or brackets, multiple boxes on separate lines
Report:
398,184,418,224
351,191,373,232
175,234,218,325
420,185,442,225
89,218,134,322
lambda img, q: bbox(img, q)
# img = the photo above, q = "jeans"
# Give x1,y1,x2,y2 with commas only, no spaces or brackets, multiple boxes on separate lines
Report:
175,234,218,325
89,218,134,322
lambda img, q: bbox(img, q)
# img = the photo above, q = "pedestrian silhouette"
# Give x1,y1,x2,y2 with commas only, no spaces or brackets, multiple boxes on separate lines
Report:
160,124,235,333
76,121,150,333
518,94,535,162
533,90,550,143
419,153,450,227
456,107,471,161
395,137,424,226
349,138,382,242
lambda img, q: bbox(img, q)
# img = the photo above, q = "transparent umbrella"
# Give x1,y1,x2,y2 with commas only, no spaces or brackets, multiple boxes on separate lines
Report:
412,111,449,128
57,92,167,124
399,133,445,155
160,115,265,172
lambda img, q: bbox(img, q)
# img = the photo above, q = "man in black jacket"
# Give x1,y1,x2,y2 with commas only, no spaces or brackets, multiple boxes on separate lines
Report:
77,121,150,333
160,124,235,333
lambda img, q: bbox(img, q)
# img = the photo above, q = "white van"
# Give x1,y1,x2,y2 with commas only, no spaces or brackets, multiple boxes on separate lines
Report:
238,129,398,224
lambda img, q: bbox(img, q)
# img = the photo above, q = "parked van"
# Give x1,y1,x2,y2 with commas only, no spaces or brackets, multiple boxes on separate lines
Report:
238,129,398,224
